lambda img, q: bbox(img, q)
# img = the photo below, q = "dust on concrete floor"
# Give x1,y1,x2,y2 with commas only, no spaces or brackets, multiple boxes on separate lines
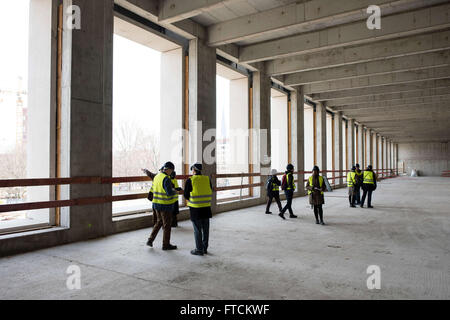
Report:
0,177,449,299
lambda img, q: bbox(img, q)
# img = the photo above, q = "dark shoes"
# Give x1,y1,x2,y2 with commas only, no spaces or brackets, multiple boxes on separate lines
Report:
316,220,320,224
191,249,204,256
368,205,374,208
350,204,356,207
320,221,326,226
146,238,153,247
162,244,178,251
279,213,286,220
265,211,272,214
289,214,298,218
360,205,364,208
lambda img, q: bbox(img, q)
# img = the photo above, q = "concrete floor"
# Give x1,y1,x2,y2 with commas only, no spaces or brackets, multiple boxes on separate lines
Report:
0,177,449,300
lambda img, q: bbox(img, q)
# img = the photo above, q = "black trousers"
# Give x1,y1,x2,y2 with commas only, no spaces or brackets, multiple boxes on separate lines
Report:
313,205,323,222
266,192,282,213
192,218,210,253
281,191,294,215
354,185,361,204
361,185,374,207
349,194,356,206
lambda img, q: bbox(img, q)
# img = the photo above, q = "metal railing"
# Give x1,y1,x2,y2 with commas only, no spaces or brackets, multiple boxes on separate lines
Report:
0,168,399,214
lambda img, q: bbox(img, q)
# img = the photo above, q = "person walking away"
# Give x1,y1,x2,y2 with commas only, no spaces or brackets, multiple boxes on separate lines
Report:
360,165,377,208
354,164,363,205
265,169,283,214
184,163,213,256
279,164,298,220
347,166,357,207
170,170,183,227
146,162,178,250
306,166,327,225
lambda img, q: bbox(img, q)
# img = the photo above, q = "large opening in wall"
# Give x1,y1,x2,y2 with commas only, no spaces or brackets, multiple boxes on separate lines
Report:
326,112,333,183
216,63,251,202
112,16,183,216
304,104,314,179
270,89,288,173
342,120,347,172
0,0,54,234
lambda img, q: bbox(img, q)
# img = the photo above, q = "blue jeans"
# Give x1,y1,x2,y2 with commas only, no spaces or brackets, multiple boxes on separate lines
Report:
192,218,210,253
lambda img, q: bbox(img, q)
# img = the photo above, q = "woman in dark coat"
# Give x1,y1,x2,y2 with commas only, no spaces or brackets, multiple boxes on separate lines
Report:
265,169,283,214
305,166,327,225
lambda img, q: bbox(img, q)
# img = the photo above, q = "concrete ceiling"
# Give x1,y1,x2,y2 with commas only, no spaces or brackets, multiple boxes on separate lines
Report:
120,0,450,143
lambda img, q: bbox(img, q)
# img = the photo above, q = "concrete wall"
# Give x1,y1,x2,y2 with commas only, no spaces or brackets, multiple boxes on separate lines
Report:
398,141,450,176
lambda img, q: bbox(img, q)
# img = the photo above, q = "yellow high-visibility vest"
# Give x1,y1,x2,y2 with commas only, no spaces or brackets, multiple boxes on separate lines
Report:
188,175,212,208
272,181,280,191
286,172,296,191
150,173,178,205
363,171,375,184
308,175,324,195
347,172,356,187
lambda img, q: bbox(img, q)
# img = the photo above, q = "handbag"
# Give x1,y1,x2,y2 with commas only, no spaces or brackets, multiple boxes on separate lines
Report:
147,191,153,201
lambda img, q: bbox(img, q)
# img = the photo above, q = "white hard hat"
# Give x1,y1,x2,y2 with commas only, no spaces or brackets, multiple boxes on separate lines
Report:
271,169,278,175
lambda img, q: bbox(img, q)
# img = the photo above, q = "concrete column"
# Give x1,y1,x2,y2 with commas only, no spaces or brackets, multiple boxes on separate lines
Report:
347,119,355,169
316,102,327,172
160,48,183,171
334,111,343,185
292,86,305,195
357,123,365,168
271,93,288,172
60,0,114,239
188,38,217,211
251,63,271,200
368,130,374,167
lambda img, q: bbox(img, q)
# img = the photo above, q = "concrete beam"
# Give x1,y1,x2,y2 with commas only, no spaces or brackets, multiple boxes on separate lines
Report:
334,95,450,111
284,51,450,86
343,103,450,116
206,0,430,46
240,3,450,63
158,0,224,24
325,87,450,106
311,79,450,100
115,0,207,40
304,66,450,94
361,114,450,122
266,30,450,76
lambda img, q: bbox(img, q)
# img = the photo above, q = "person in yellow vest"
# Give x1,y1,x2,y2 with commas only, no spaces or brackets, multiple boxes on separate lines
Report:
183,163,213,256
354,163,363,205
265,169,282,214
347,166,357,208
360,165,377,208
279,164,298,220
146,162,178,250
306,166,327,225
169,170,183,228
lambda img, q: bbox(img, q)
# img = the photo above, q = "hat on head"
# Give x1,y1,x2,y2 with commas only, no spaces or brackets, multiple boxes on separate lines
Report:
355,163,360,168
313,166,320,172
351,166,356,171
271,169,278,175
286,164,294,171
190,163,203,171
163,161,175,170
367,165,373,170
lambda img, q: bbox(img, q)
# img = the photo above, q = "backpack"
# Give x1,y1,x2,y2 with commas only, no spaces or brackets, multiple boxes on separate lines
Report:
281,174,287,191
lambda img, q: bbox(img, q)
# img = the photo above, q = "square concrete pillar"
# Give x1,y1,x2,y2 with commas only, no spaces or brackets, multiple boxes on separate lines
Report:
60,0,114,240
316,102,327,172
251,63,271,201
367,130,374,167
357,124,365,168
188,38,217,211
347,119,355,170
292,86,305,195
334,111,343,185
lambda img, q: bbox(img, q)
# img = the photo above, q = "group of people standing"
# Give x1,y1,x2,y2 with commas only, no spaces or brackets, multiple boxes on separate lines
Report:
144,161,377,255
347,164,377,208
265,164,327,225
143,162,212,256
